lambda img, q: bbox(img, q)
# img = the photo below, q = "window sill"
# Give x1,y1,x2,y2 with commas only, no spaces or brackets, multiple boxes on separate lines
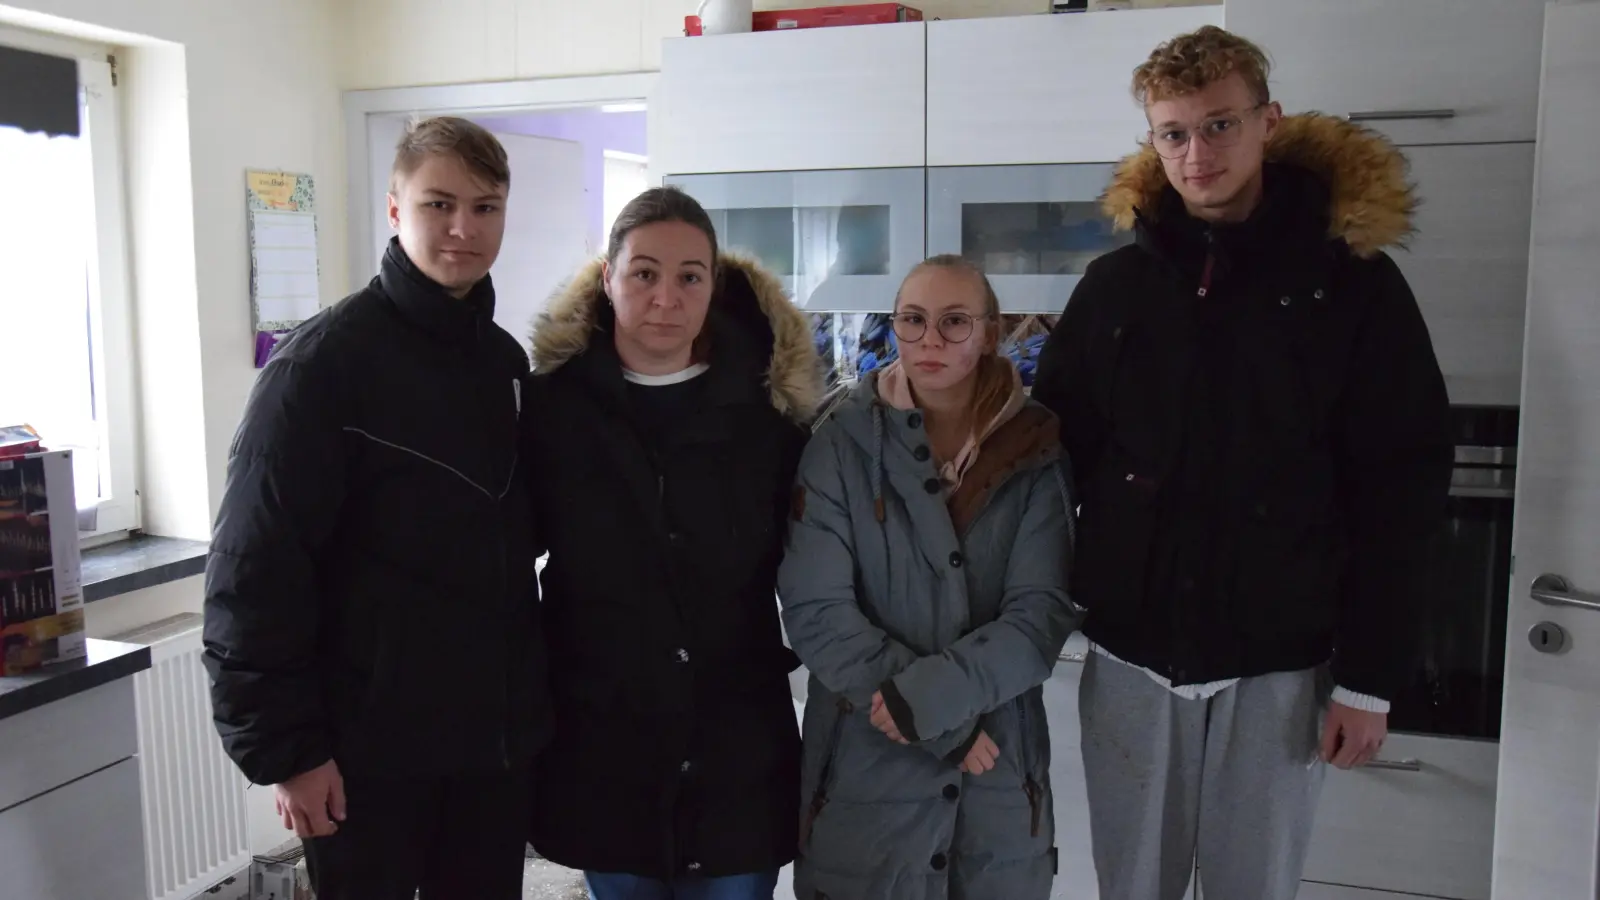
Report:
81,534,209,603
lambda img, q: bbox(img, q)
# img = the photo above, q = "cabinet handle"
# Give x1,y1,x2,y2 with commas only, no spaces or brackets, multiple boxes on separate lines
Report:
1058,650,1087,664
1364,757,1423,772
1346,109,1458,122
1450,485,1515,499
1531,574,1600,613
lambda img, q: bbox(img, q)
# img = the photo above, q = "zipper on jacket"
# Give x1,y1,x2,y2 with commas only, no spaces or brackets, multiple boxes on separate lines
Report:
802,696,853,850
1196,228,1216,299
1016,696,1042,838
497,442,512,771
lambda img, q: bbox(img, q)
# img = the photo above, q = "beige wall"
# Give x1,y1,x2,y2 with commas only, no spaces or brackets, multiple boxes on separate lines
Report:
0,0,348,539
339,0,1055,90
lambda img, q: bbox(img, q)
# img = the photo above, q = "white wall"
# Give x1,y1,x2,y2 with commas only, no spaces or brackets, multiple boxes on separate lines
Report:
339,0,1066,90
82,577,202,640
0,0,348,540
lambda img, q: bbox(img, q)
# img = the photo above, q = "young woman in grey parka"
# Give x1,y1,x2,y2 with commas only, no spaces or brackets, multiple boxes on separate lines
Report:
777,257,1081,900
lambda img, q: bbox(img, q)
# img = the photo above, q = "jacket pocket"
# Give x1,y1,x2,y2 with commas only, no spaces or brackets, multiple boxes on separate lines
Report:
1231,478,1342,642
1072,460,1161,619
801,696,853,851
1014,694,1045,839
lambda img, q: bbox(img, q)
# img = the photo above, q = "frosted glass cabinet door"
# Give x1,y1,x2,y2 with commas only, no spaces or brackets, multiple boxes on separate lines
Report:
929,165,1132,315
665,168,925,313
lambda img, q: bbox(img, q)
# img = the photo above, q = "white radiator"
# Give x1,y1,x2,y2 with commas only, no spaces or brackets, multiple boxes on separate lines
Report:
112,613,252,900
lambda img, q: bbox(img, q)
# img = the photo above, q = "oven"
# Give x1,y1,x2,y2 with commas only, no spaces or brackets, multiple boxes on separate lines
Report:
1390,405,1518,739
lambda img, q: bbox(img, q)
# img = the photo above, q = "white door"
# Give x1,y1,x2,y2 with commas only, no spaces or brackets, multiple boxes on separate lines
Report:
1492,3,1600,898
489,133,588,350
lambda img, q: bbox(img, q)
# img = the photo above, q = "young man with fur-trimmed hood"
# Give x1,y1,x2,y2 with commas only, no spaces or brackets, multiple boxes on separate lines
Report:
1032,26,1452,900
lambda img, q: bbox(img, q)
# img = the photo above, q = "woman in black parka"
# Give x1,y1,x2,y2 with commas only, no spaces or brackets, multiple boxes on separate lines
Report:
521,187,822,900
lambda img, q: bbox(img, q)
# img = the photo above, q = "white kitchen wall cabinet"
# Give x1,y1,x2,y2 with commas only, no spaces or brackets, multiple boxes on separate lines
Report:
927,163,1131,314
1225,0,1548,146
664,167,925,311
1391,142,1535,408
926,7,1223,167
656,22,926,175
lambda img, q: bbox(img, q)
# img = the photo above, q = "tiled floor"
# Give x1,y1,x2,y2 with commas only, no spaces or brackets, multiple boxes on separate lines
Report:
523,857,587,899
522,860,798,900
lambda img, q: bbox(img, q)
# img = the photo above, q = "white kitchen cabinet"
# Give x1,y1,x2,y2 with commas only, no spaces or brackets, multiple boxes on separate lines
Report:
926,7,1223,167
1300,733,1498,900
664,167,925,312
1225,0,1547,146
0,756,147,900
928,164,1130,314
0,677,137,812
656,22,926,175
1391,142,1535,408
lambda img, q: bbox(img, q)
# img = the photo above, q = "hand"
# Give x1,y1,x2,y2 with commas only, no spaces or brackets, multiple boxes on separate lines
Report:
870,691,909,744
1320,702,1388,770
274,759,347,838
961,730,1000,776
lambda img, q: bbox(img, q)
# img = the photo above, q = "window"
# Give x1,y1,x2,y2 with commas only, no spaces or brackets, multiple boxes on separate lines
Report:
601,150,650,248
0,28,138,539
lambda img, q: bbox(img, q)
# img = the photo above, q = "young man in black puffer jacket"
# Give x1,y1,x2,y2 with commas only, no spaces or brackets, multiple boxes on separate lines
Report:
203,117,549,900
1032,26,1452,900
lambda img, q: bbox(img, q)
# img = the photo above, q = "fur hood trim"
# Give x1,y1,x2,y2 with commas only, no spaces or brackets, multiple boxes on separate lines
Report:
530,251,822,423
1101,113,1415,257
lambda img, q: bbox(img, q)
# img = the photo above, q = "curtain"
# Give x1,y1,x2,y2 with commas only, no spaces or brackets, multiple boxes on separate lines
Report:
0,44,79,138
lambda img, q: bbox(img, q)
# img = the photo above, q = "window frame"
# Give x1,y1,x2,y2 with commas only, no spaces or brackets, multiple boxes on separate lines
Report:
0,25,140,542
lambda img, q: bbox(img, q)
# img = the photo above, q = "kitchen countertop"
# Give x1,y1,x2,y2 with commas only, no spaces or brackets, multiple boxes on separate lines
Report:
0,638,151,722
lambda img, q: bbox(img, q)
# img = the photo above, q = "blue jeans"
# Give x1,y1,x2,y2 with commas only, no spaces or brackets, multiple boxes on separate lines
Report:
583,870,780,900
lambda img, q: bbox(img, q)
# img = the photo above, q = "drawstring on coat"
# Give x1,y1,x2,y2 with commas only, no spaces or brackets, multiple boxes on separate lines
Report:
871,403,886,523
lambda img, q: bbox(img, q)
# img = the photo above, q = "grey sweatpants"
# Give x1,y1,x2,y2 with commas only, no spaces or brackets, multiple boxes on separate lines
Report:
1079,652,1329,900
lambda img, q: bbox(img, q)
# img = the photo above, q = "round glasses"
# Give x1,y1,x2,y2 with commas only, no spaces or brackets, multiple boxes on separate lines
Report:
891,311,993,344
1148,104,1266,159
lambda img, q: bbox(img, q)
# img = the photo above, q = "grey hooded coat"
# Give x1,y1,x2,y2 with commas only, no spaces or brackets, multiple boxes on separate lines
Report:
777,374,1081,900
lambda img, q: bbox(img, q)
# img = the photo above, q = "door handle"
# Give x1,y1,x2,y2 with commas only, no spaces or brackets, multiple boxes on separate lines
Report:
1364,757,1423,772
1346,108,1458,122
1531,574,1600,612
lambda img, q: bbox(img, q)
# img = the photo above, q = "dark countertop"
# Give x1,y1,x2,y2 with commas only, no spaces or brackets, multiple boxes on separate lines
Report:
82,533,208,603
0,638,151,722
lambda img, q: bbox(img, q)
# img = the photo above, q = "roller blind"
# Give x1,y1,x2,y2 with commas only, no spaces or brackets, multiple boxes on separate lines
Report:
0,44,79,138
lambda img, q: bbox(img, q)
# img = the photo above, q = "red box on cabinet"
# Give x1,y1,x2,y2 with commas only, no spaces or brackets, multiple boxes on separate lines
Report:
753,4,924,31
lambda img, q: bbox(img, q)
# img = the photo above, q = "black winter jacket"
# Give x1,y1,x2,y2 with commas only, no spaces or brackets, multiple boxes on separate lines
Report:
1033,114,1452,701
203,239,551,785
523,254,822,879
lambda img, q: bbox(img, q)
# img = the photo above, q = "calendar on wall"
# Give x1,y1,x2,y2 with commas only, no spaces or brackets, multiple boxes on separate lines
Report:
246,169,320,368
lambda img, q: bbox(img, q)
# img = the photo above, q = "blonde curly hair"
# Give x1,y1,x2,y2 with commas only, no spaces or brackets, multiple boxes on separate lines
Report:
1132,25,1271,106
